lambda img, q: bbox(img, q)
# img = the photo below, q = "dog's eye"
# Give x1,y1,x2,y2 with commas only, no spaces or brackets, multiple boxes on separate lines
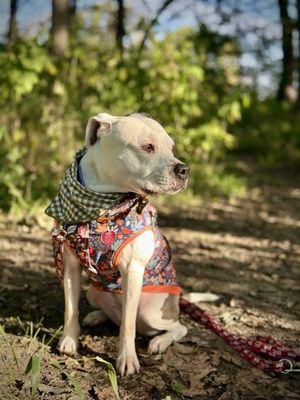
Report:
141,143,155,153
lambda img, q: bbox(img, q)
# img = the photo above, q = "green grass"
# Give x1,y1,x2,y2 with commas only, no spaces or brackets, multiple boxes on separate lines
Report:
62,371,84,400
96,356,120,400
0,320,121,400
25,355,41,397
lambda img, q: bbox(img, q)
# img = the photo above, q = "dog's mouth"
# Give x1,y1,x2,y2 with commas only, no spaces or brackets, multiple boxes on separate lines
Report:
142,188,157,196
141,180,187,196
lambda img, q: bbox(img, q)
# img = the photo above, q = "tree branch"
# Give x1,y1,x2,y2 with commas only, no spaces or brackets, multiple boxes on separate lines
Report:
138,0,176,56
116,0,126,56
7,0,18,44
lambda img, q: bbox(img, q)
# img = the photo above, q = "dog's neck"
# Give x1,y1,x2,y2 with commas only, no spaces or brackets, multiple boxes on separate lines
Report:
79,144,129,193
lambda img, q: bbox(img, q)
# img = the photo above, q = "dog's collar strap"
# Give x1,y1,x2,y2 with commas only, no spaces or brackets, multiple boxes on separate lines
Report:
45,147,138,224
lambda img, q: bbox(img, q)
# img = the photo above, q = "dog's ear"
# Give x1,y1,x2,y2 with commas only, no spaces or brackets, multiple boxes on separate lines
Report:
85,114,113,147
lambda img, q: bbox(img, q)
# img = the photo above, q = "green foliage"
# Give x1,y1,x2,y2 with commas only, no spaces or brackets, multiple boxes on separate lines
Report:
0,41,49,100
130,26,243,172
0,39,78,211
234,96,300,165
0,11,285,214
190,163,246,197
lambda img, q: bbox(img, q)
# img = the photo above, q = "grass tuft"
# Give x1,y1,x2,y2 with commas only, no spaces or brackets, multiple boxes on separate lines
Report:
25,354,41,397
96,356,120,400
62,371,84,400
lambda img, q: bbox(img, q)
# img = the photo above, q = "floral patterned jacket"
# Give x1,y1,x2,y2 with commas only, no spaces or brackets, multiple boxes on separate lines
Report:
51,197,180,295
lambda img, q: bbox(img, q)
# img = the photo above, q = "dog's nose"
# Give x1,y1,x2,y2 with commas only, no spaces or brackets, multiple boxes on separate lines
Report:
174,163,190,178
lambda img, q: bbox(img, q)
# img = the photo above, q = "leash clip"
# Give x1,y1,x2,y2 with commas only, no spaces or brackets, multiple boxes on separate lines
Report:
280,359,300,374
54,225,67,242
58,225,67,236
136,195,148,214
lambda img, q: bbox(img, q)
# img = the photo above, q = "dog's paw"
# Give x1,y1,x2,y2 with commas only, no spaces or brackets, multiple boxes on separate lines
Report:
82,310,108,327
148,333,173,355
116,349,140,376
58,334,78,355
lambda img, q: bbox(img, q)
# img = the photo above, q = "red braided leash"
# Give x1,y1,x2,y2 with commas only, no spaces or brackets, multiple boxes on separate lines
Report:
179,298,300,375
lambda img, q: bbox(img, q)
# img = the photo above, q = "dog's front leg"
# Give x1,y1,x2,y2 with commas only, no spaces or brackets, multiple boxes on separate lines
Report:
116,230,155,376
58,245,81,355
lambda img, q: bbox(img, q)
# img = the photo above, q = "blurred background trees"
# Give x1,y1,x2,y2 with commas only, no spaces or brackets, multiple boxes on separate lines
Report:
0,0,299,216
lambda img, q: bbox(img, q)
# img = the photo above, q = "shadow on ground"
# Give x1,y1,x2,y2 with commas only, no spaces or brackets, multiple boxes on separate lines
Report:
0,165,299,399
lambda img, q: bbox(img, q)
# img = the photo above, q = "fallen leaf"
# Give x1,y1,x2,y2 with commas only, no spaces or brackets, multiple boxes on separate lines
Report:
164,344,217,397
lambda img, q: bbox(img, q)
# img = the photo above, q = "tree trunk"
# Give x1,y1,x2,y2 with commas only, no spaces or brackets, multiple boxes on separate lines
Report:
7,0,18,44
138,0,176,58
68,0,77,26
51,0,70,58
277,0,295,101
297,0,300,103
116,0,126,56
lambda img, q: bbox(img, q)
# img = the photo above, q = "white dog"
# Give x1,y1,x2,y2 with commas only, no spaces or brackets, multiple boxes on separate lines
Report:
46,113,190,376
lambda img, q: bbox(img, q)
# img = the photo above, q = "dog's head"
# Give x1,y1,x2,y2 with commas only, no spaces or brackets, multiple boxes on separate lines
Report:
85,112,189,195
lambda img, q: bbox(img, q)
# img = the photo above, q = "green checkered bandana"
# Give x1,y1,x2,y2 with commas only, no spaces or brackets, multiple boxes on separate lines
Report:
45,148,125,224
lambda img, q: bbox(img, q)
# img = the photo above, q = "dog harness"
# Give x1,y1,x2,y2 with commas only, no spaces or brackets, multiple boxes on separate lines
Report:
51,198,180,295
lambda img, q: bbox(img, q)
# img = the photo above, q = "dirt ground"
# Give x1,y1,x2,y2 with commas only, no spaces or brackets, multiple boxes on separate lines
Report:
0,164,300,400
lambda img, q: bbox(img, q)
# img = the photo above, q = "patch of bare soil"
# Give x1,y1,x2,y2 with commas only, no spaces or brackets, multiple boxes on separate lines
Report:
0,167,300,399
